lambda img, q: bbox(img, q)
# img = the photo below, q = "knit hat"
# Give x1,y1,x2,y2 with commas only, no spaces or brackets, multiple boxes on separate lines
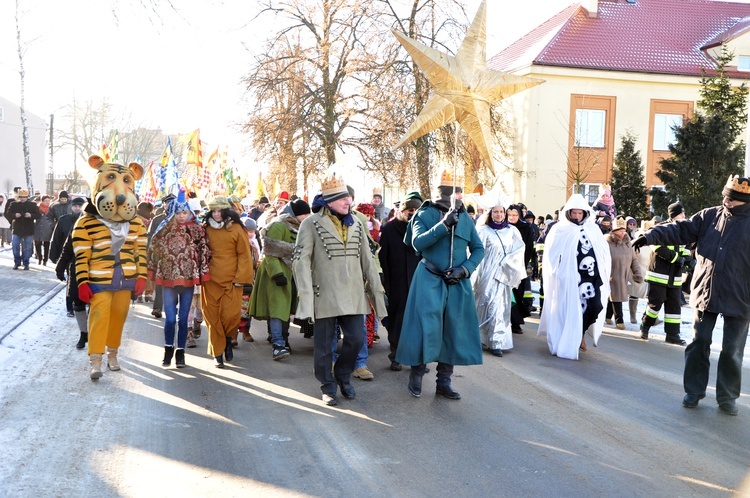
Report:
275,191,290,203
58,190,69,199
321,173,349,203
207,195,231,211
356,203,375,217
722,175,750,202
71,197,86,207
290,199,311,217
243,218,257,231
401,191,423,210
668,202,684,219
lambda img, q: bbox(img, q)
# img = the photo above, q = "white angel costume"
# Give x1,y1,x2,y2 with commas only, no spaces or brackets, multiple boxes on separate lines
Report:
538,194,611,360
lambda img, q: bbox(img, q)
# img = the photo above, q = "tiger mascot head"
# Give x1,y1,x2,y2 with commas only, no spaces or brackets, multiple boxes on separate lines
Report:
88,154,143,222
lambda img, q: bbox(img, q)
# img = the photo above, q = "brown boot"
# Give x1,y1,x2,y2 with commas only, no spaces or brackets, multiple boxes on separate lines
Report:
107,348,121,371
90,354,103,380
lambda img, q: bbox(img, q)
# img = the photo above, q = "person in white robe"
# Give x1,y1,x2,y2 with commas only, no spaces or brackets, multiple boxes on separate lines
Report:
471,202,527,356
538,194,611,360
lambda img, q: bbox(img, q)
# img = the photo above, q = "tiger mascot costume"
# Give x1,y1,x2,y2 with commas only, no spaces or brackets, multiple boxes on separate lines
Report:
72,155,148,380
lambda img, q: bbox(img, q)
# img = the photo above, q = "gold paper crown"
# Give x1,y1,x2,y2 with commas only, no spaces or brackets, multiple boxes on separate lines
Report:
321,173,347,196
439,169,463,187
602,183,611,193
725,175,750,194
372,186,383,196
613,217,627,231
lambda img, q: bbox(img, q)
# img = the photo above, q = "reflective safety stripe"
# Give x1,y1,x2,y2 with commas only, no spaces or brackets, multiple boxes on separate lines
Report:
523,292,533,299
646,308,659,318
664,317,682,324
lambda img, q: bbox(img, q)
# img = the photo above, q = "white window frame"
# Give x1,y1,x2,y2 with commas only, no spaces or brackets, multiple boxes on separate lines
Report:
574,109,606,148
574,182,600,205
653,113,682,151
738,55,750,72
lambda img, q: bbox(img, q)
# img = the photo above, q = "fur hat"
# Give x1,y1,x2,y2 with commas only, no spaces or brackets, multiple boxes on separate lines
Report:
401,191,423,210
290,199,311,217
207,196,231,211
722,175,750,202
668,202,684,219
321,173,349,203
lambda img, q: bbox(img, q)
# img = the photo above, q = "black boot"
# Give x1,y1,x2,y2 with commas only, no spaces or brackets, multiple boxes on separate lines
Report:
224,339,234,362
162,346,174,367
175,349,186,368
214,355,225,368
408,369,423,398
75,332,88,350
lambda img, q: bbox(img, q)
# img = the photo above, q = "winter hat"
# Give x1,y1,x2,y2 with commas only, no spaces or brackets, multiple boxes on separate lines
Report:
401,191,423,210
722,175,750,202
321,173,349,203
58,190,69,199
258,196,269,204
356,203,375,217
290,199,311,217
208,195,231,211
275,191,290,204
71,197,86,207
243,218,257,231
668,202,684,219
137,201,154,217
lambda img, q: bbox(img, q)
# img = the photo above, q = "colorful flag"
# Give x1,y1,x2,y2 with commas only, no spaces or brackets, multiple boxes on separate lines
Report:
98,143,111,163
136,161,158,204
182,129,203,167
255,173,267,200
109,130,119,163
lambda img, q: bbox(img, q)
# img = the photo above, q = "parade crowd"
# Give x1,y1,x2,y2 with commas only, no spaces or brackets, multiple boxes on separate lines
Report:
3,166,750,415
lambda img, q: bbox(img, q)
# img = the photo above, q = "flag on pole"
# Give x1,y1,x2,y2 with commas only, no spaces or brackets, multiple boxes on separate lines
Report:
98,143,111,163
183,129,203,167
255,173,267,200
157,138,179,198
109,130,119,163
136,161,158,204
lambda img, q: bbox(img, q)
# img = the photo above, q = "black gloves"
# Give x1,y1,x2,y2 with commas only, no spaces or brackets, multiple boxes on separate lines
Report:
444,266,469,285
442,208,460,229
631,234,648,252
675,256,685,268
56,268,66,282
272,273,288,286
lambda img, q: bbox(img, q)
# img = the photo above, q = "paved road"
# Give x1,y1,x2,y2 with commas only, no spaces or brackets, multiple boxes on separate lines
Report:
0,249,749,496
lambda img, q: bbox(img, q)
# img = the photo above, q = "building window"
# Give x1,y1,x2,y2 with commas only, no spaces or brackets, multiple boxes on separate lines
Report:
739,56,750,72
574,183,600,205
653,113,682,151
574,109,606,148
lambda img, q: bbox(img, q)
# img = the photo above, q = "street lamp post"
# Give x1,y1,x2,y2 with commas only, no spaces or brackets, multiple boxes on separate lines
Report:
47,113,54,195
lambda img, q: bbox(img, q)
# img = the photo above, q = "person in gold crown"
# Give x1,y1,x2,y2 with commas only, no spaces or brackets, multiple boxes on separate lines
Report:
396,169,484,400
633,175,750,416
293,172,387,406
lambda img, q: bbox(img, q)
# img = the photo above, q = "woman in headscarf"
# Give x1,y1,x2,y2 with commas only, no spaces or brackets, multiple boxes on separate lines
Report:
147,189,211,368
201,196,254,368
538,194,611,360
471,196,527,357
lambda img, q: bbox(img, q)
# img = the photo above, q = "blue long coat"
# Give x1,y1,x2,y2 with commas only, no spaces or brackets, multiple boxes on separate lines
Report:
396,202,485,366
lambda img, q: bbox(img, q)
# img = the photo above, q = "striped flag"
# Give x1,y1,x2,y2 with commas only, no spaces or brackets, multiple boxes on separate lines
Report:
109,130,119,163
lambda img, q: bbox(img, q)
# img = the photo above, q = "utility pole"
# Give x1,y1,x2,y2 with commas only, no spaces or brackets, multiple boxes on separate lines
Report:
47,113,54,195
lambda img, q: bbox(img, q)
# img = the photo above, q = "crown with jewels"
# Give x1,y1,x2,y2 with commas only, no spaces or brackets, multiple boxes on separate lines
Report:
439,169,463,187
321,173,347,197
725,175,750,194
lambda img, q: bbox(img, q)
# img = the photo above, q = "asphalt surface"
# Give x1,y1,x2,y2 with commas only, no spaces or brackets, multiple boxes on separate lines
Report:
0,248,749,497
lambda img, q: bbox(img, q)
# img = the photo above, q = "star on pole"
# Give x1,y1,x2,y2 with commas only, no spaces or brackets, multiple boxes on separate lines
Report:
392,0,543,175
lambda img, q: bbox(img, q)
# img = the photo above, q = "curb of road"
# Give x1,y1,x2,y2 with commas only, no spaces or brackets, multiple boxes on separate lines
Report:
0,282,66,344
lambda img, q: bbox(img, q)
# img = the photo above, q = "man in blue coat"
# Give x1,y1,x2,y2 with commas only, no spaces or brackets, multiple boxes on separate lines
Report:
396,170,485,400
633,175,750,416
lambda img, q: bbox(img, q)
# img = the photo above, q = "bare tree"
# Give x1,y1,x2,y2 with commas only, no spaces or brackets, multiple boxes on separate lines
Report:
14,0,33,194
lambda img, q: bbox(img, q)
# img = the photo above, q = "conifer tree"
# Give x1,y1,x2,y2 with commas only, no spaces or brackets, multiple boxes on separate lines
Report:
656,45,747,216
611,132,649,220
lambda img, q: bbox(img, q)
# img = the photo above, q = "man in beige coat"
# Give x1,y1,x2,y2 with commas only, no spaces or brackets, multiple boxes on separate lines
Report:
293,173,387,406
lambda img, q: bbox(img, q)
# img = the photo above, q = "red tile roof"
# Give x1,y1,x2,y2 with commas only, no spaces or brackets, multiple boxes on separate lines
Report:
488,0,750,77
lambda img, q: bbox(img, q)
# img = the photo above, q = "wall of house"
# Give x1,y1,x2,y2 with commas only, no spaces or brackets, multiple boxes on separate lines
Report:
501,66,726,218
0,96,47,197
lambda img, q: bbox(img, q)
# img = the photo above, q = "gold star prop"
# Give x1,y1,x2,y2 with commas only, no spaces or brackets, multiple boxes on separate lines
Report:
392,0,543,174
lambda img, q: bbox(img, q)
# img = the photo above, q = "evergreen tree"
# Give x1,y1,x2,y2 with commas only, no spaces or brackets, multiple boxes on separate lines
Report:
656,44,747,216
611,132,649,220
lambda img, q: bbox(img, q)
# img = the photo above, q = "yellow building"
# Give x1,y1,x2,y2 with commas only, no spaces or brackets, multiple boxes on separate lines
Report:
488,0,750,217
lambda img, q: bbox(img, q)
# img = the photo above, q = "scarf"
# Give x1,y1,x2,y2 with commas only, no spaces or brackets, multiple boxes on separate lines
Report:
595,190,615,207
96,216,130,255
487,219,508,230
39,203,50,215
